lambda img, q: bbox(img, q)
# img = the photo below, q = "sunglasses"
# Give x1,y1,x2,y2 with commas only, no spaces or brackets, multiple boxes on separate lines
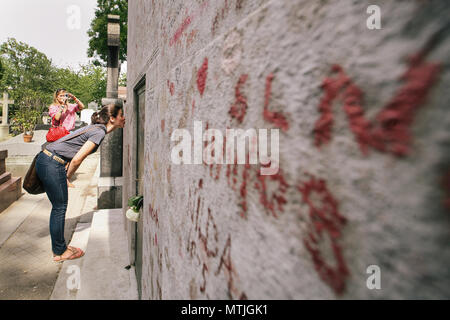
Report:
55,88,67,94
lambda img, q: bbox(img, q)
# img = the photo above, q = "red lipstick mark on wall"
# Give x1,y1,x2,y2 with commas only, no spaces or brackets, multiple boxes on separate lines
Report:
314,51,440,156
212,0,230,35
149,205,159,226
169,15,192,46
167,80,175,96
197,57,208,96
297,175,348,295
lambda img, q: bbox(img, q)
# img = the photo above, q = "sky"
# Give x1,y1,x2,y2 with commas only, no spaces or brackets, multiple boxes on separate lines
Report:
0,0,99,70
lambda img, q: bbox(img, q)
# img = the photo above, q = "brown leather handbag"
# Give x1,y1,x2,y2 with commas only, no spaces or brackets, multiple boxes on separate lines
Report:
23,153,44,194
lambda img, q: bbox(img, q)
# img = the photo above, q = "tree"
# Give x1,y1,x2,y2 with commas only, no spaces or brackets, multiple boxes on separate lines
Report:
0,38,107,135
87,0,128,68
0,38,55,120
0,57,3,83
119,71,126,87
0,38,55,107
53,63,107,106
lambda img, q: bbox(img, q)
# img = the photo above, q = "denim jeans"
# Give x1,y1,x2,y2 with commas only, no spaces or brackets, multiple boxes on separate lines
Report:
35,151,68,255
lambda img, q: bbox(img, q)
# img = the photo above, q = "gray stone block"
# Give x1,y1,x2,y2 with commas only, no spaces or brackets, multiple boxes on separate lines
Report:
99,129,123,177
0,176,21,213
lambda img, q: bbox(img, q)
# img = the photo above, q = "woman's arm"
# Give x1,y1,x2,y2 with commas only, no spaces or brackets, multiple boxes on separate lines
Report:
68,93,85,111
49,104,67,122
66,140,97,181
54,105,68,121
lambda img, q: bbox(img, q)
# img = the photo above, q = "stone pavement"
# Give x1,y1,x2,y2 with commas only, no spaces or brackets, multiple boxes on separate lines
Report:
0,130,48,157
50,209,138,300
0,130,49,185
0,152,100,300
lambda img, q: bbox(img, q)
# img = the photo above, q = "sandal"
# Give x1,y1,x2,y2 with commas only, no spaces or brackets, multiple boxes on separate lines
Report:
53,246,85,263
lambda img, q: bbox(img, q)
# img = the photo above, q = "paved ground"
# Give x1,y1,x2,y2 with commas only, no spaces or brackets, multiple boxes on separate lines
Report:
0,152,100,300
0,130,48,157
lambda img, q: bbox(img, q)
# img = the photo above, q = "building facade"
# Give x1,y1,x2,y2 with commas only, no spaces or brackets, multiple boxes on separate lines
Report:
124,0,450,299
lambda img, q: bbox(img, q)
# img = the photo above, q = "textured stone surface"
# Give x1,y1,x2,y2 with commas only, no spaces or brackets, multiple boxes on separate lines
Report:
125,0,450,299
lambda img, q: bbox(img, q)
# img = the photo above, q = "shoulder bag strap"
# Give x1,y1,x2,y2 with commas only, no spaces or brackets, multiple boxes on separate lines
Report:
58,124,104,143
42,124,104,151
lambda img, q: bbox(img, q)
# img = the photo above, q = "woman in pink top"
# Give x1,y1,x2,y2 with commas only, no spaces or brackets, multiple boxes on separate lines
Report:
49,88,85,131
49,88,86,188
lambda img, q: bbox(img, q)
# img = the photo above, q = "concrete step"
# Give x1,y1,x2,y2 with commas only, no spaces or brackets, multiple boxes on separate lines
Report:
0,176,22,213
50,222,92,300
51,208,138,300
0,171,11,185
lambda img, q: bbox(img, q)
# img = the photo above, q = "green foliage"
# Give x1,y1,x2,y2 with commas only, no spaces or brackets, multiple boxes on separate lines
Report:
0,38,107,135
53,64,106,106
87,0,128,67
0,38,54,108
0,57,3,83
119,71,127,87
128,195,143,213
10,90,43,134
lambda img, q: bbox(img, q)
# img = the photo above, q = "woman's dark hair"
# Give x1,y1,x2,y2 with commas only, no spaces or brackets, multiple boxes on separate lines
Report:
91,104,122,125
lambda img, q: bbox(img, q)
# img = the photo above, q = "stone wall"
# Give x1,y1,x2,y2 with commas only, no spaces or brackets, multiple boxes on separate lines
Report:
124,0,450,299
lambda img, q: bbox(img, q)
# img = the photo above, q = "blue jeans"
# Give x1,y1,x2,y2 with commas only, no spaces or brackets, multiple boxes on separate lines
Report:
35,151,68,255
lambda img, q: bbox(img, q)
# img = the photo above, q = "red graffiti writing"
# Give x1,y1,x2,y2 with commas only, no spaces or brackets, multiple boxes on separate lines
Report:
254,168,289,218
215,235,239,299
297,175,348,295
229,74,249,123
263,73,289,132
238,163,251,219
314,52,440,156
200,263,208,292
198,208,219,258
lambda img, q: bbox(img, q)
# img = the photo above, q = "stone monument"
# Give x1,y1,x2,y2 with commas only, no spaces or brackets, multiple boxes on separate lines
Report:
0,150,21,213
80,109,95,124
0,92,14,140
98,14,123,209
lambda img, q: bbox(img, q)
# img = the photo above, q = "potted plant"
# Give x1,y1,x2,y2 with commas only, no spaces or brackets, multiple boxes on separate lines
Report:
11,107,40,142
126,195,143,222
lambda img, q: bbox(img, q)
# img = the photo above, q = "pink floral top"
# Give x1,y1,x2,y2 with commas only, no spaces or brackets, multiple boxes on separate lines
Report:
49,103,79,131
